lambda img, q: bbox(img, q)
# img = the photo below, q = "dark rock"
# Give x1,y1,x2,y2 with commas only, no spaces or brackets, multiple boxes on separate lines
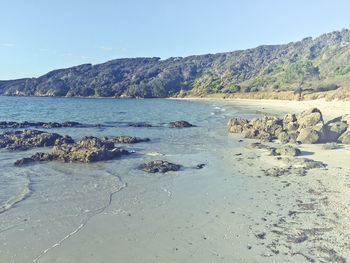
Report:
31,152,56,161
14,136,130,165
195,163,206,169
105,136,150,144
128,123,153,127
139,160,181,173
14,157,35,166
42,122,62,129
169,120,194,128
255,232,266,239
6,145,29,151
0,121,82,129
15,152,56,166
61,122,81,127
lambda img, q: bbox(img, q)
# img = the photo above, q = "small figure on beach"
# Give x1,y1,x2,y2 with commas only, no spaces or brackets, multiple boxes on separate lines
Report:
298,87,302,101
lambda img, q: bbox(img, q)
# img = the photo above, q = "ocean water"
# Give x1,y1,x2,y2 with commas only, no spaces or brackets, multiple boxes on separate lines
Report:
0,96,265,262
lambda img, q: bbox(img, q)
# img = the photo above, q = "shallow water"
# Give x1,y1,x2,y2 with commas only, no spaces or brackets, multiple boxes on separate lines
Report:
0,96,267,262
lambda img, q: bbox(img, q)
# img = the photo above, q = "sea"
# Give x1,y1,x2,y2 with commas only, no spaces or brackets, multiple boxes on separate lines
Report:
0,96,266,262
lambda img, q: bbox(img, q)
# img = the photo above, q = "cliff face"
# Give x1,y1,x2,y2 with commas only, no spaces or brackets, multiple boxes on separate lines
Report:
2,29,350,98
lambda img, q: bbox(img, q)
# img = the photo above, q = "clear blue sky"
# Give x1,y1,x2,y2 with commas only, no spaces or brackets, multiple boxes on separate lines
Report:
1,0,350,80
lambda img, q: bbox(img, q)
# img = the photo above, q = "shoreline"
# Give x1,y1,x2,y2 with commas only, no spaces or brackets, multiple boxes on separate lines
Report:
172,97,350,121
1,97,350,262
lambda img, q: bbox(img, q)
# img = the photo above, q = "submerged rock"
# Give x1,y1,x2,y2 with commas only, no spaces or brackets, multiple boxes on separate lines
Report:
105,136,150,144
14,157,35,166
169,120,194,128
0,121,82,129
139,160,181,173
128,123,153,127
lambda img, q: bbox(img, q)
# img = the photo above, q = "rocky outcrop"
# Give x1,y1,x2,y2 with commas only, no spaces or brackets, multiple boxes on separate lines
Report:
227,118,248,133
262,157,326,177
0,130,63,149
139,160,181,173
169,121,194,128
14,136,130,166
104,136,150,144
325,118,348,142
296,128,320,144
228,107,350,144
296,108,326,143
51,136,129,163
0,121,82,129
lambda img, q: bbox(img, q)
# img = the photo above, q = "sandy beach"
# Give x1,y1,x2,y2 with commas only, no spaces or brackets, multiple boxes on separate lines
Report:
20,98,349,263
1,97,350,263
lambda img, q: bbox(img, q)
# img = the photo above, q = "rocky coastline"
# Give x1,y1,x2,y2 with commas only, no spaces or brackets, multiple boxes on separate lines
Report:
0,120,194,172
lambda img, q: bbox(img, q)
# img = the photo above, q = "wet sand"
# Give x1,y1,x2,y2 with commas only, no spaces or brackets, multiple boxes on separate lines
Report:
5,98,350,262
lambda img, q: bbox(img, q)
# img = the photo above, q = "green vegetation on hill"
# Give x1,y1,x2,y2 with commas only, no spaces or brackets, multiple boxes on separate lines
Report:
1,29,350,98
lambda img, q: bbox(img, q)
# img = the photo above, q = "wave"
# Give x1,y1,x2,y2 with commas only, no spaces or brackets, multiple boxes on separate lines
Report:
0,182,31,214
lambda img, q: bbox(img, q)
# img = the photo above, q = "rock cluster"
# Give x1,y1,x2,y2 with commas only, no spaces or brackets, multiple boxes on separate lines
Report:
14,136,129,166
139,160,181,173
228,108,350,144
0,121,82,129
0,130,63,150
246,143,301,157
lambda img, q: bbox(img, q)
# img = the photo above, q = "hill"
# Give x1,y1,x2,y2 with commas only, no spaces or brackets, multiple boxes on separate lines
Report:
1,29,350,98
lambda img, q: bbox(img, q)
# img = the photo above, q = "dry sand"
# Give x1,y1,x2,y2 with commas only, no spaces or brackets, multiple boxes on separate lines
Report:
32,98,350,263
